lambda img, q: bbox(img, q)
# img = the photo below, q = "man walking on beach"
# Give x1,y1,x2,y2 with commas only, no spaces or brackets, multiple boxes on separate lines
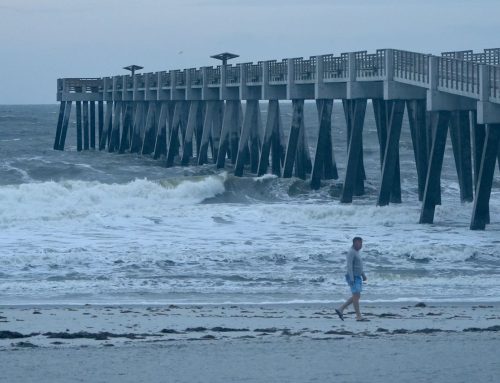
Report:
335,237,368,321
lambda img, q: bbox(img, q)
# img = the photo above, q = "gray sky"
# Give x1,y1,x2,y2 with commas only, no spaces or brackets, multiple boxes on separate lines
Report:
1,0,499,104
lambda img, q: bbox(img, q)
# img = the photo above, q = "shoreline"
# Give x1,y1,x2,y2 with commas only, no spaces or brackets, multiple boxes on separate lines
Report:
1,301,499,382
2,301,499,345
2,296,500,308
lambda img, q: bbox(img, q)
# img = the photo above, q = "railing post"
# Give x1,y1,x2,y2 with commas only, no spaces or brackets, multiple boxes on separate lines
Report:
385,49,394,81
112,76,118,101
287,58,297,99
348,52,356,82
144,73,150,99
315,55,325,99
133,74,139,101
220,64,227,99
429,56,439,90
122,76,127,101
201,67,208,99
479,65,490,102
262,61,270,99
239,63,248,100
57,79,63,102
170,70,177,100
346,52,356,99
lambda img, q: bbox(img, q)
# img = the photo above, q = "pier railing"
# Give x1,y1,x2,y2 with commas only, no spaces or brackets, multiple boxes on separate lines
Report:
176,70,186,87
268,60,288,84
245,63,262,84
393,50,429,86
442,48,500,65
322,53,349,81
124,75,133,91
206,66,221,86
355,50,386,80
59,78,102,93
294,57,316,82
225,65,241,85
190,68,203,87
57,49,500,108
160,71,171,88
491,65,500,102
148,72,158,89
438,57,480,98
135,74,145,89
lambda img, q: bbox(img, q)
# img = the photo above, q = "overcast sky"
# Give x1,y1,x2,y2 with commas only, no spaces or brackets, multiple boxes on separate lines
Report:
1,0,499,104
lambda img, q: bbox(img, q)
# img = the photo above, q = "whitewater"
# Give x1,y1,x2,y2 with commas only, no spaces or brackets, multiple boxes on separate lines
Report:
0,104,499,306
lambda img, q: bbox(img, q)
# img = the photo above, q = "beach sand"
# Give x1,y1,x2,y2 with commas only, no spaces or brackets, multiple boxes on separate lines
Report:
1,302,499,382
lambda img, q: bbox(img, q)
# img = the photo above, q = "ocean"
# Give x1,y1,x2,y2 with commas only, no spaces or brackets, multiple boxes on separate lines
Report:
1,103,499,306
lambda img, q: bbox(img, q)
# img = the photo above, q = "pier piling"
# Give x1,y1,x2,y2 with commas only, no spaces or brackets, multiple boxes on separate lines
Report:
83,101,90,150
449,111,473,202
76,101,83,152
235,100,259,176
311,99,337,190
257,100,284,177
406,99,428,201
53,101,66,150
470,125,500,230
283,99,305,179
153,102,170,159
341,99,367,203
90,101,96,149
376,100,405,206
420,111,451,224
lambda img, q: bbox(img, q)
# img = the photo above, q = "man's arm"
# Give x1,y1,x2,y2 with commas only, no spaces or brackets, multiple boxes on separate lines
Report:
346,251,354,284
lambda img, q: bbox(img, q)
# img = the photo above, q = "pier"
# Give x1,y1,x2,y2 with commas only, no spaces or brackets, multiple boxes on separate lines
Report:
54,48,500,230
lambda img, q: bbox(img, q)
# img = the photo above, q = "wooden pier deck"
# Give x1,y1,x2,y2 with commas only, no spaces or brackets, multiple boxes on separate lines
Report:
54,48,500,230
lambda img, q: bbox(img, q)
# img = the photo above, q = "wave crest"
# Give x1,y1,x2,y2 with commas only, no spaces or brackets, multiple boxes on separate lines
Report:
0,174,226,226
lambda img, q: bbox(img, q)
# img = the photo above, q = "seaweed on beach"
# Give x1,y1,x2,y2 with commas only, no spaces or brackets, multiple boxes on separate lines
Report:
0,331,37,339
43,331,157,340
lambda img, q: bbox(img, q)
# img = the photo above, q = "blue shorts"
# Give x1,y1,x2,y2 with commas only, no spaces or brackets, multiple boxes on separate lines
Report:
345,274,363,294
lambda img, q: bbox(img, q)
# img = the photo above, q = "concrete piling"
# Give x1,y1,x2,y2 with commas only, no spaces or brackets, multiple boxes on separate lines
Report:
375,99,405,206
419,111,451,224
406,99,428,201
53,101,66,150
118,103,133,153
341,99,367,203
235,100,260,176
198,101,217,165
90,101,96,149
108,102,122,153
283,99,305,179
257,100,284,177
83,101,90,150
153,102,170,159
449,111,473,202
142,102,158,155
182,101,202,165
130,102,144,153
311,99,337,189
217,100,240,168
470,125,500,229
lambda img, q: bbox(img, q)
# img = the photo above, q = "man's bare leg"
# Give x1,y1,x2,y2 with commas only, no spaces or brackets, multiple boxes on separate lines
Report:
352,293,362,319
338,296,353,313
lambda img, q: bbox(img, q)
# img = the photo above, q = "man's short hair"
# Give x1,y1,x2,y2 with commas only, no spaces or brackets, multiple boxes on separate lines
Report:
353,237,362,244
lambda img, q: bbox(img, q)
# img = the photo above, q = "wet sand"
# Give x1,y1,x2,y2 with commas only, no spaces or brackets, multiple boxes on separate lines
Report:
1,302,499,382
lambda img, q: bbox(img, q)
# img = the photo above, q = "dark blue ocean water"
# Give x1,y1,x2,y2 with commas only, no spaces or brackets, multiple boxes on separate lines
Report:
0,103,499,305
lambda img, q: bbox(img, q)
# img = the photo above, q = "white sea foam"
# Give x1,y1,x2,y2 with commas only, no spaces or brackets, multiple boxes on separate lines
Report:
0,174,226,227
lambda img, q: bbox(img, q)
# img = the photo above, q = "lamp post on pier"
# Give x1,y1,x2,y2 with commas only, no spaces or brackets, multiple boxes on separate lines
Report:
123,65,144,76
210,52,239,66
